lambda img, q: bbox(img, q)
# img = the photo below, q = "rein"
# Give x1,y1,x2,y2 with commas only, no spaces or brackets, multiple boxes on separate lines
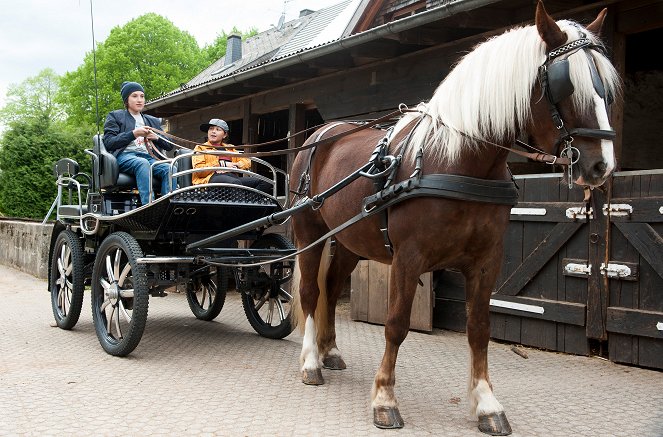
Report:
148,108,419,159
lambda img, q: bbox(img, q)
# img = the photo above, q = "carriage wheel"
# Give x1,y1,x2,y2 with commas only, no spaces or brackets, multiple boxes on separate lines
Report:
91,232,149,356
50,230,85,330
186,266,228,321
241,233,295,339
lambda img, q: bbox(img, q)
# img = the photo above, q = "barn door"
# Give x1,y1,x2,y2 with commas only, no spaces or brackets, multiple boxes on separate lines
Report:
604,171,663,368
434,172,663,369
435,174,595,355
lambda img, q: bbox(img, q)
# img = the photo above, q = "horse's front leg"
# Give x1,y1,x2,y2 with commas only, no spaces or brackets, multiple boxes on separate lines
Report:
465,264,512,436
371,261,419,429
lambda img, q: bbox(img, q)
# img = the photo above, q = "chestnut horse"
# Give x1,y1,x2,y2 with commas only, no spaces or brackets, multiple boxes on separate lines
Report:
290,2,620,435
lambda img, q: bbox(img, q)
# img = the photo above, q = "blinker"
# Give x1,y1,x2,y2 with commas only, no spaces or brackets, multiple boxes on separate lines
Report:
545,59,574,104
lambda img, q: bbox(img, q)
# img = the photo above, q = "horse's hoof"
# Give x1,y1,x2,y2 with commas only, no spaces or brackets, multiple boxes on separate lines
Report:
302,368,324,385
478,412,512,436
322,355,346,370
373,406,404,429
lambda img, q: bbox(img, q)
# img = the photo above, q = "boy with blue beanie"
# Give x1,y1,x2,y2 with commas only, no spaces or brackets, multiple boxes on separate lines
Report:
103,81,175,205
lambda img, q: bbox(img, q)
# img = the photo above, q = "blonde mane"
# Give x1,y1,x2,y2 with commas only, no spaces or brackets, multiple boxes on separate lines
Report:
394,19,621,164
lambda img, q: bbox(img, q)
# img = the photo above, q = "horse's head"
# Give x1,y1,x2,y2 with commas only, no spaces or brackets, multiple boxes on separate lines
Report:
530,1,620,187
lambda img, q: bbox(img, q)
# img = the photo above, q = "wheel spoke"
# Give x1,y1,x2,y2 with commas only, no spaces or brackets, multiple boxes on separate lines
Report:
254,294,268,312
119,288,134,299
119,300,132,324
100,299,111,312
266,299,275,324
105,255,115,283
118,263,131,287
57,256,65,276
275,298,287,322
59,288,68,316
114,304,123,339
99,278,111,290
279,288,293,302
64,246,73,275
106,304,114,334
113,249,122,281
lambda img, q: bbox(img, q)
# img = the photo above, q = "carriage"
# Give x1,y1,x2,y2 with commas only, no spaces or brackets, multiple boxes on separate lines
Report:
47,134,296,357
47,2,620,434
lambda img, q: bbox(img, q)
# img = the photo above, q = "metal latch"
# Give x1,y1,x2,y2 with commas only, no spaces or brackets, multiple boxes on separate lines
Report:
565,263,591,276
566,206,593,220
600,263,632,279
603,203,632,217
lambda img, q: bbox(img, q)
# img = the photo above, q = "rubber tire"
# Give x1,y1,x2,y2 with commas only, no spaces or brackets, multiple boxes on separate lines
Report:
186,266,228,321
50,230,85,330
241,233,295,339
91,232,149,357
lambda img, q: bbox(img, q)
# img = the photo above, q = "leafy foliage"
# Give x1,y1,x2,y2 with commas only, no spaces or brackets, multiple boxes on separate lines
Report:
0,68,64,125
59,13,208,127
0,119,91,219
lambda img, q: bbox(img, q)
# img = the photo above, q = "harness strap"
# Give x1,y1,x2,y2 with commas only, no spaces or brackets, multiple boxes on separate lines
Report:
200,173,519,268
363,174,519,213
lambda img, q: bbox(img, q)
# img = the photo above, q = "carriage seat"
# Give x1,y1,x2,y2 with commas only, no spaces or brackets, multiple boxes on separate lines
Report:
175,148,193,188
53,158,90,216
92,135,160,191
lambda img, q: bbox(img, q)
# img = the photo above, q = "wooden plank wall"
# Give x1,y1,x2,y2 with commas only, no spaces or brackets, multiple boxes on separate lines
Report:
351,260,433,332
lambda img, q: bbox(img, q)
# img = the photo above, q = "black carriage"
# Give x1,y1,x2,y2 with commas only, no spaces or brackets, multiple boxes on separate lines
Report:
47,135,296,356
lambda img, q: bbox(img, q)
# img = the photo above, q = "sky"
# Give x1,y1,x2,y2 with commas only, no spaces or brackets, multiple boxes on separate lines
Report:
0,0,344,108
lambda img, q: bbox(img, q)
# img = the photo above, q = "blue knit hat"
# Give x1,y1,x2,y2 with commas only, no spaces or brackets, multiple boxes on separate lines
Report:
120,81,145,102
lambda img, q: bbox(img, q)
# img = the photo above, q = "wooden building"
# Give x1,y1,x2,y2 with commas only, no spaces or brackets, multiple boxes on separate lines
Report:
146,0,663,369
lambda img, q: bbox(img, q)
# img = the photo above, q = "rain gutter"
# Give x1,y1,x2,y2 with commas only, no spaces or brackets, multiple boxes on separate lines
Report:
146,0,501,110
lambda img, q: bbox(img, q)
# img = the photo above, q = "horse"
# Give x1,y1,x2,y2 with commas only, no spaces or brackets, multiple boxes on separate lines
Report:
289,2,620,435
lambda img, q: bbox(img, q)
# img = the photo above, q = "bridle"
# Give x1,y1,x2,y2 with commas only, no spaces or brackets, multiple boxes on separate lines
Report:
538,28,616,186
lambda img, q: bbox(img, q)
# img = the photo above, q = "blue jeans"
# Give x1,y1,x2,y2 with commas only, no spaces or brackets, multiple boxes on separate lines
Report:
116,152,174,205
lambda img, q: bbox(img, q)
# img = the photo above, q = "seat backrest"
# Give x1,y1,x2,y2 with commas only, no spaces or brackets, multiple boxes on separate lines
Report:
53,158,79,178
93,134,120,189
176,148,193,188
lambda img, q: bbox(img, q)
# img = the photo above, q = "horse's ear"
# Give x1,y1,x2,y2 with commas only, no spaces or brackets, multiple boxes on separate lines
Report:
586,8,608,36
535,0,567,50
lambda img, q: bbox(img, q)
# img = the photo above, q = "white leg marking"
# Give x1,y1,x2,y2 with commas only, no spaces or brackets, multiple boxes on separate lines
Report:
327,347,342,358
594,94,615,176
470,379,504,418
300,316,320,371
371,382,398,409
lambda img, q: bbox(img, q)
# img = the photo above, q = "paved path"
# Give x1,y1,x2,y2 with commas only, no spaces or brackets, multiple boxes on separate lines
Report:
0,264,661,436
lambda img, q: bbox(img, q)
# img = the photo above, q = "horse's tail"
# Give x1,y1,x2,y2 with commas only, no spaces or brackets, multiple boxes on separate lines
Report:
292,238,332,337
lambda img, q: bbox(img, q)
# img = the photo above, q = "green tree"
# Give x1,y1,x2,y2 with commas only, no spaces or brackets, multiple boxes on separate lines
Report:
59,13,207,127
201,27,258,65
0,68,64,125
0,120,90,219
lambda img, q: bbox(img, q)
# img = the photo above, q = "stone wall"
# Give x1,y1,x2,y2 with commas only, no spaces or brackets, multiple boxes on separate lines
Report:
0,219,53,280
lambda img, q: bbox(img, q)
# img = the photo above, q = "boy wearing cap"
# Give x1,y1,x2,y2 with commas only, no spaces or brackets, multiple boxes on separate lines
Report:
103,81,175,205
192,119,271,193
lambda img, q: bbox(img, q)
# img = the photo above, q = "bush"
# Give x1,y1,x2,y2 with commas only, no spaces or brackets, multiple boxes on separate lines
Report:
0,119,91,219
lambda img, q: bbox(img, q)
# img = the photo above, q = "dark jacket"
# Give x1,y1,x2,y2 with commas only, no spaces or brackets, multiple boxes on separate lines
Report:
103,109,173,156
